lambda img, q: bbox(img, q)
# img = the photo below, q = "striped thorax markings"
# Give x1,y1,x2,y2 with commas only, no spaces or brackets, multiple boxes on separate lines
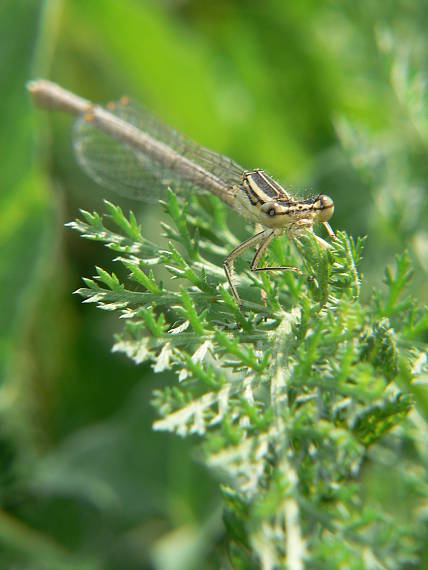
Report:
243,168,291,205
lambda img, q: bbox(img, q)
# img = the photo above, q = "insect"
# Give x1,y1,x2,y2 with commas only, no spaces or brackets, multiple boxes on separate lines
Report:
27,80,335,306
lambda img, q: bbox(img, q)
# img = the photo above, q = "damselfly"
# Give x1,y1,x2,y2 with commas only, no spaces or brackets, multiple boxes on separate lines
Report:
27,80,335,306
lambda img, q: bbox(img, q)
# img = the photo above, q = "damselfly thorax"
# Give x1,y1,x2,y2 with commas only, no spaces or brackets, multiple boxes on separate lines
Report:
27,80,335,307
234,168,334,232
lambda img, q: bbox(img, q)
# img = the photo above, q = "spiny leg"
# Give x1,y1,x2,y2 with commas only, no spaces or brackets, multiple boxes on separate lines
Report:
251,234,305,305
223,230,270,306
322,221,336,240
252,223,269,305
251,231,303,275
250,231,276,306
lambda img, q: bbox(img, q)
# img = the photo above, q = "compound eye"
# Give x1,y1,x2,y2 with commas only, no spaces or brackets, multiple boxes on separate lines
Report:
268,208,275,217
317,195,334,222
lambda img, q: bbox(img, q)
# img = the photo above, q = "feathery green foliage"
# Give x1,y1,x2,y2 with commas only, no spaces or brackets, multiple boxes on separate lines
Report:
69,193,427,569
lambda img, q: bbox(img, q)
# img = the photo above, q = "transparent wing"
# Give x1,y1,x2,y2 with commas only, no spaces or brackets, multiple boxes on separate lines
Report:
72,99,245,203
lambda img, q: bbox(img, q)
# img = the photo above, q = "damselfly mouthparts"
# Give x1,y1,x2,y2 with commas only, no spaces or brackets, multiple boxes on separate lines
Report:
27,80,335,306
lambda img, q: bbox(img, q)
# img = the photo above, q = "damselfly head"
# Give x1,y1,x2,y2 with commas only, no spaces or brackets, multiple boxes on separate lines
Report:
313,195,334,223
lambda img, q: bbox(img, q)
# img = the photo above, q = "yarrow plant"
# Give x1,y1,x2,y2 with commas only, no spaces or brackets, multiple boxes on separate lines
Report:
69,192,427,569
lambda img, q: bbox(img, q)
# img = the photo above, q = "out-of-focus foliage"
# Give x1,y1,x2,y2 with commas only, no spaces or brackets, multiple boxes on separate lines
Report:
1,0,428,569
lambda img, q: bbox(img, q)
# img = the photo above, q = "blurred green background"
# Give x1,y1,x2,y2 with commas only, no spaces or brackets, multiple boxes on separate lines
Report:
1,0,427,568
